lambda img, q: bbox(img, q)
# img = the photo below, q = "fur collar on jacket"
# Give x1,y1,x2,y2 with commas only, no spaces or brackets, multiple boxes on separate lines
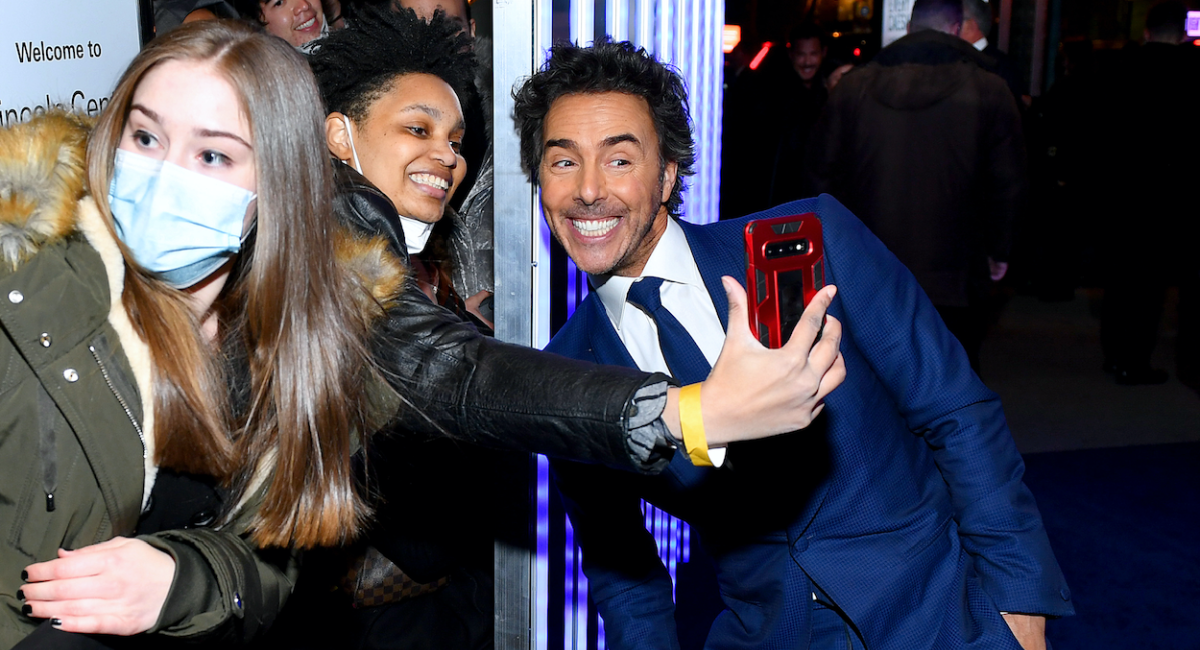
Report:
1,112,406,508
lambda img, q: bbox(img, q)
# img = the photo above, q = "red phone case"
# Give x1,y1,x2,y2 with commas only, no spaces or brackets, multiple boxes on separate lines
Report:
744,213,825,348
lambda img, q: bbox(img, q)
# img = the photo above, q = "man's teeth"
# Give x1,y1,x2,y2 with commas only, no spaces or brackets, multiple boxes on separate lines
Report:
296,17,316,30
571,218,618,236
410,173,450,191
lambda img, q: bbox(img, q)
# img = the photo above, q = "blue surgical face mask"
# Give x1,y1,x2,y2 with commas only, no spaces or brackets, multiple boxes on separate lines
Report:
108,149,256,289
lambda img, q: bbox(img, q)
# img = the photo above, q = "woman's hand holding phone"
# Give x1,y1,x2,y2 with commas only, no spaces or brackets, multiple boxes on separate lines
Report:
662,277,845,448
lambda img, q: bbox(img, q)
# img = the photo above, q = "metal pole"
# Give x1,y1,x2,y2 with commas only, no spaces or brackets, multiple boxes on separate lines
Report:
492,1,538,648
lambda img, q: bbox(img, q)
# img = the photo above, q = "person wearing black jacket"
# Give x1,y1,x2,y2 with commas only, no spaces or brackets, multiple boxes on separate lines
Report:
806,0,1025,372
960,0,1022,100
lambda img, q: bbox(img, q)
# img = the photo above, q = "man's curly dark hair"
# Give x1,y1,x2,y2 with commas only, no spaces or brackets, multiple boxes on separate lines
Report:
512,39,697,217
308,5,476,121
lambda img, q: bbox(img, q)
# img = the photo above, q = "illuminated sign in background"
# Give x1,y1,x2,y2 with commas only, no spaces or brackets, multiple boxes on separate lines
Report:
881,0,913,47
0,0,141,127
532,2,726,649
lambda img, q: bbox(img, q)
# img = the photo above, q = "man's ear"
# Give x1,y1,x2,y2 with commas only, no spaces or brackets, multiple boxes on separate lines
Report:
469,19,477,39
660,160,679,206
325,112,354,162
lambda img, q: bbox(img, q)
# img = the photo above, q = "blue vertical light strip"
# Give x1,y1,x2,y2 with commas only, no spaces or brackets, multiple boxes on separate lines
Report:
564,515,576,650
704,0,716,225
606,0,629,41
656,1,672,64
635,0,654,53
683,520,691,562
571,0,595,46
685,0,702,225
667,513,678,600
576,538,589,649
694,0,709,225
536,454,551,650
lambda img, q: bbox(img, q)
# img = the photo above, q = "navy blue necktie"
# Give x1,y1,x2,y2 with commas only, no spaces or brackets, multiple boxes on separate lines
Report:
626,277,712,385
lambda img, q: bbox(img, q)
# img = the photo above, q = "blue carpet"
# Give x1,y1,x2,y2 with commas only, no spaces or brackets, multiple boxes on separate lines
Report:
1021,442,1200,650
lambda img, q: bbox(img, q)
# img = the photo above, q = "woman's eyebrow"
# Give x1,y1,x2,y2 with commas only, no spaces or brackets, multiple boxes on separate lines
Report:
196,128,252,149
399,103,466,131
129,104,161,122
400,103,442,119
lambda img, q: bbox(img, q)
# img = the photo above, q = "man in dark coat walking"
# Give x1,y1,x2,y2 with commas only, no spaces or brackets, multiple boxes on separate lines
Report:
806,0,1025,372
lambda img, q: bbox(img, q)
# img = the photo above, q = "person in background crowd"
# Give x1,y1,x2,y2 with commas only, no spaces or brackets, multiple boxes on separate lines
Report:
516,38,1069,650
807,0,1025,373
233,0,329,51
721,23,830,220
960,0,1022,98
1099,0,1199,386
3,19,839,650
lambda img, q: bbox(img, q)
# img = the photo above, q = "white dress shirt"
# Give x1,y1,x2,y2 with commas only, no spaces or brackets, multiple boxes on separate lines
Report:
591,218,728,464
973,37,988,51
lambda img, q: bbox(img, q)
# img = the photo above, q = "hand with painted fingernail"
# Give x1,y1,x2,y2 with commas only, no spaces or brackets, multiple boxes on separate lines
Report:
20,537,175,636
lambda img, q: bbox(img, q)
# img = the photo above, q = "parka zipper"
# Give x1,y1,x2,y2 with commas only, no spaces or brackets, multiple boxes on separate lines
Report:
88,344,147,459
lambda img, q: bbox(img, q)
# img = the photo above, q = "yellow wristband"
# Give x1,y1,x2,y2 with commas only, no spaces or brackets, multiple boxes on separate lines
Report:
679,383,712,467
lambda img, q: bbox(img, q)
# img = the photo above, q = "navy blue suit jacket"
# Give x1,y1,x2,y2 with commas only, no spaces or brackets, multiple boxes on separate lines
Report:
546,196,1073,650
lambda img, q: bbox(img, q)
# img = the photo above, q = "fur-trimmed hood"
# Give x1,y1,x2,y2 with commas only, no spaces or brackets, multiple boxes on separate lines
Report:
0,112,92,268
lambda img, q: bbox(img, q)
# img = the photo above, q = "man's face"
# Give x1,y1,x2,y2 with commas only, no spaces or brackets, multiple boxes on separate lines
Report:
395,0,475,37
539,92,677,278
789,37,826,82
259,0,324,47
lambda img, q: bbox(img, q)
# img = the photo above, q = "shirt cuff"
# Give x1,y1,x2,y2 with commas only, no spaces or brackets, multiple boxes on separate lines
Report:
626,380,726,470
625,380,675,474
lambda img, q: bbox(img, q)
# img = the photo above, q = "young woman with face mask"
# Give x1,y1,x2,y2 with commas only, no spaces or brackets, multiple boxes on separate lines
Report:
0,17,842,649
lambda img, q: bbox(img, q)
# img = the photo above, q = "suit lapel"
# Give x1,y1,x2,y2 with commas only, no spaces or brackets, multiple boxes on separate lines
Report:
678,219,743,331
580,297,640,369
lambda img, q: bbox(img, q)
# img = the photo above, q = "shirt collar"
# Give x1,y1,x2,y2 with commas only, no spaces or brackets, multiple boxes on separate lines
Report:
973,36,988,51
592,217,705,331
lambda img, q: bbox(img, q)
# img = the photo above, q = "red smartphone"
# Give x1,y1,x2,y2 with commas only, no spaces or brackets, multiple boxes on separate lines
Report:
744,213,825,348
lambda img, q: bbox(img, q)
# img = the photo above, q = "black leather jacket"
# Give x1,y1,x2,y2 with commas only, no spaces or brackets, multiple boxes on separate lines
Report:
333,163,677,474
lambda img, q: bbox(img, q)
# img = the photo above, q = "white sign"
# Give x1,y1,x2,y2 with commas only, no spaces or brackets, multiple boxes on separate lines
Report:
1188,11,1200,38
1,0,142,127
882,0,913,48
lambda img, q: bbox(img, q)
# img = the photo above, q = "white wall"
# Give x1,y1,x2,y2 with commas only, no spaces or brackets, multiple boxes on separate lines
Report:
1,0,142,127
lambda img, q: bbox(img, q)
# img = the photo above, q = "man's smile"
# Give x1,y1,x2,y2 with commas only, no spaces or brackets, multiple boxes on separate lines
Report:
570,217,620,237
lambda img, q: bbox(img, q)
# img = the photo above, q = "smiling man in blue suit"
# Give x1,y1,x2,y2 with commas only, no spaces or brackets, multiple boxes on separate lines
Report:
512,39,1073,650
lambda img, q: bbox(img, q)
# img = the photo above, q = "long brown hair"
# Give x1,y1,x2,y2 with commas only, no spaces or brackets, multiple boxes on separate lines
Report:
88,20,374,548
